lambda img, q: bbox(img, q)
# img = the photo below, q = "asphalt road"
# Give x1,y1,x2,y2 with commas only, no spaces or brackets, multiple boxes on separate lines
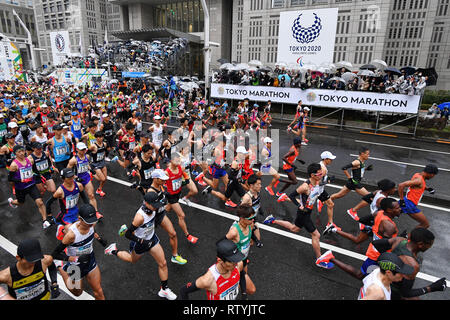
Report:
0,121,448,301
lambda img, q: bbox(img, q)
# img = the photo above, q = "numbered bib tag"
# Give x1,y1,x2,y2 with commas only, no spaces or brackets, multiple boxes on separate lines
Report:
36,160,49,172
55,146,68,156
144,167,154,180
220,283,239,300
20,166,33,181
172,178,182,192
66,193,79,209
97,151,105,161
77,162,89,174
15,279,46,300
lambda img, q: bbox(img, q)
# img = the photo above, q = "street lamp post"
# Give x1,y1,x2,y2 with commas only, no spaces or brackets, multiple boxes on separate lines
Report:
12,9,38,82
200,0,210,99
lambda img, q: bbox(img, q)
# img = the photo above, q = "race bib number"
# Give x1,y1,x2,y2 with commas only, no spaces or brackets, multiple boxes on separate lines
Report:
36,160,49,172
220,283,239,300
129,141,135,151
75,243,92,256
15,279,46,300
73,124,81,131
0,129,6,138
144,167,154,180
20,167,33,181
66,193,79,209
171,178,182,192
140,221,155,239
55,146,68,156
77,162,89,174
96,151,105,161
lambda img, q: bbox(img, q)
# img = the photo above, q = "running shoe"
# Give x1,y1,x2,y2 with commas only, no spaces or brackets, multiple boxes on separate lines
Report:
301,141,308,146
56,225,65,240
104,243,117,255
359,223,372,233
195,172,204,181
96,189,106,197
118,224,128,236
323,223,341,235
8,198,17,209
53,259,64,269
110,156,119,163
43,220,51,229
277,193,288,202
181,197,192,207
346,208,360,221
197,179,207,187
158,287,177,300
265,186,275,196
202,185,212,195
171,255,187,265
316,250,335,269
263,215,276,225
186,234,198,244
317,200,323,213
303,139,309,143
225,200,237,208
96,211,104,220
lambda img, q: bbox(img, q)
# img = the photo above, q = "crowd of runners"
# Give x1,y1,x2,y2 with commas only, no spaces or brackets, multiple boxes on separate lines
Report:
0,80,447,301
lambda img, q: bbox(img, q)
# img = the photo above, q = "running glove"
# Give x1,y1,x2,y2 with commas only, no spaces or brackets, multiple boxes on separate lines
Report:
366,164,374,171
426,187,435,195
50,283,60,299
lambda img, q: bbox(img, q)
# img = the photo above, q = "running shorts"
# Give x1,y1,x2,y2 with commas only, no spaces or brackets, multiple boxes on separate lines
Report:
345,178,364,190
400,197,421,215
62,252,97,278
210,165,227,179
318,190,330,202
224,179,246,199
294,209,316,233
166,192,181,204
360,258,378,276
130,234,160,255
91,160,106,170
15,185,41,204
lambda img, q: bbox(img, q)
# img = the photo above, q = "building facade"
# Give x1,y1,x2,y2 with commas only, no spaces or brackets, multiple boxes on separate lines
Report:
0,0,40,70
33,0,121,68
232,0,450,90
109,0,233,76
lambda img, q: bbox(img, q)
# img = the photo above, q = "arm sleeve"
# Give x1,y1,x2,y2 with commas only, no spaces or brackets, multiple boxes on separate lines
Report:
341,163,353,170
124,224,142,243
47,262,58,284
288,190,300,207
45,196,59,215
179,281,199,300
397,278,429,298
51,242,70,261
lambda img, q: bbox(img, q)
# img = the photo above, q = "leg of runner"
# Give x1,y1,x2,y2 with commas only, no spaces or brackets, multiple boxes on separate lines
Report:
159,216,187,265
84,266,105,300
149,244,177,300
166,202,197,243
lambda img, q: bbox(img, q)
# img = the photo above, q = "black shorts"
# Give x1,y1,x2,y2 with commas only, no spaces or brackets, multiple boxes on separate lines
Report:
166,193,181,204
91,161,106,170
15,185,41,203
224,179,246,199
130,234,160,255
318,190,330,202
55,160,70,174
35,172,53,184
294,209,316,234
345,179,364,190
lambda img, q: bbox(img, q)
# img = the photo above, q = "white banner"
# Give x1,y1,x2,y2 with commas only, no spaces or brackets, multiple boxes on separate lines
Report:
210,83,421,114
277,8,338,67
51,68,108,86
50,31,71,66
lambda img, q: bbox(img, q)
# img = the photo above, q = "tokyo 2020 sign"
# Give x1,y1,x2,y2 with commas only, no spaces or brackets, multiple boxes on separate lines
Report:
277,8,338,67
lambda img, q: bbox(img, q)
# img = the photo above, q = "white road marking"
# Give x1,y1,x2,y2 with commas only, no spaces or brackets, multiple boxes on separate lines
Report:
0,234,95,300
350,154,450,172
354,140,450,155
106,176,449,286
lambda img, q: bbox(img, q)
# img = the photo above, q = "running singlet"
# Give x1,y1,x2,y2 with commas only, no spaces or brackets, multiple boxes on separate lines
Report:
75,155,90,183
133,206,157,241
405,173,426,205
7,261,50,300
71,119,82,139
165,165,183,195
365,211,398,261
152,125,163,148
31,153,51,175
12,158,34,190
298,180,321,212
231,221,252,259
370,191,386,215
60,183,80,224
91,143,106,163
207,264,240,300
358,268,391,300
351,160,365,182
246,191,261,215
65,221,94,258
53,136,70,162
261,147,272,173
282,145,298,170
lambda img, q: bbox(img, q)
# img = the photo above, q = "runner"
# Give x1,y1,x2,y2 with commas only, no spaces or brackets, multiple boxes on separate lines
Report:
51,204,106,300
397,164,438,229
259,137,280,196
0,238,60,300
67,142,101,219
239,174,264,247
179,238,244,300
29,141,56,196
7,144,53,229
89,131,117,197
263,163,334,269
104,192,177,300
225,205,257,299
276,137,303,202
131,144,158,194
148,115,164,150
165,153,198,244
47,124,72,174
316,151,337,231
330,146,372,201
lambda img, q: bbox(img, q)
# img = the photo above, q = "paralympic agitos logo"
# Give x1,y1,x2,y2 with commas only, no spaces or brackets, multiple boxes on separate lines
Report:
292,13,322,44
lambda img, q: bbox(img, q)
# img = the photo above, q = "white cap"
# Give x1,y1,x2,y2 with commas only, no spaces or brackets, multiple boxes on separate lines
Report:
76,142,87,150
236,146,248,154
151,169,169,180
154,115,161,120
263,137,273,144
102,113,109,118
303,107,310,111
8,122,18,128
321,151,336,160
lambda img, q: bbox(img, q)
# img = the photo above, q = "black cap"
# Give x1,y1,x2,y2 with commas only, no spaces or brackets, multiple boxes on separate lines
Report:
143,192,164,209
13,144,25,153
216,238,245,262
377,252,414,275
61,168,75,178
424,164,438,175
17,238,44,263
5,132,15,139
31,141,43,149
53,124,63,131
78,204,98,224
293,137,302,146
